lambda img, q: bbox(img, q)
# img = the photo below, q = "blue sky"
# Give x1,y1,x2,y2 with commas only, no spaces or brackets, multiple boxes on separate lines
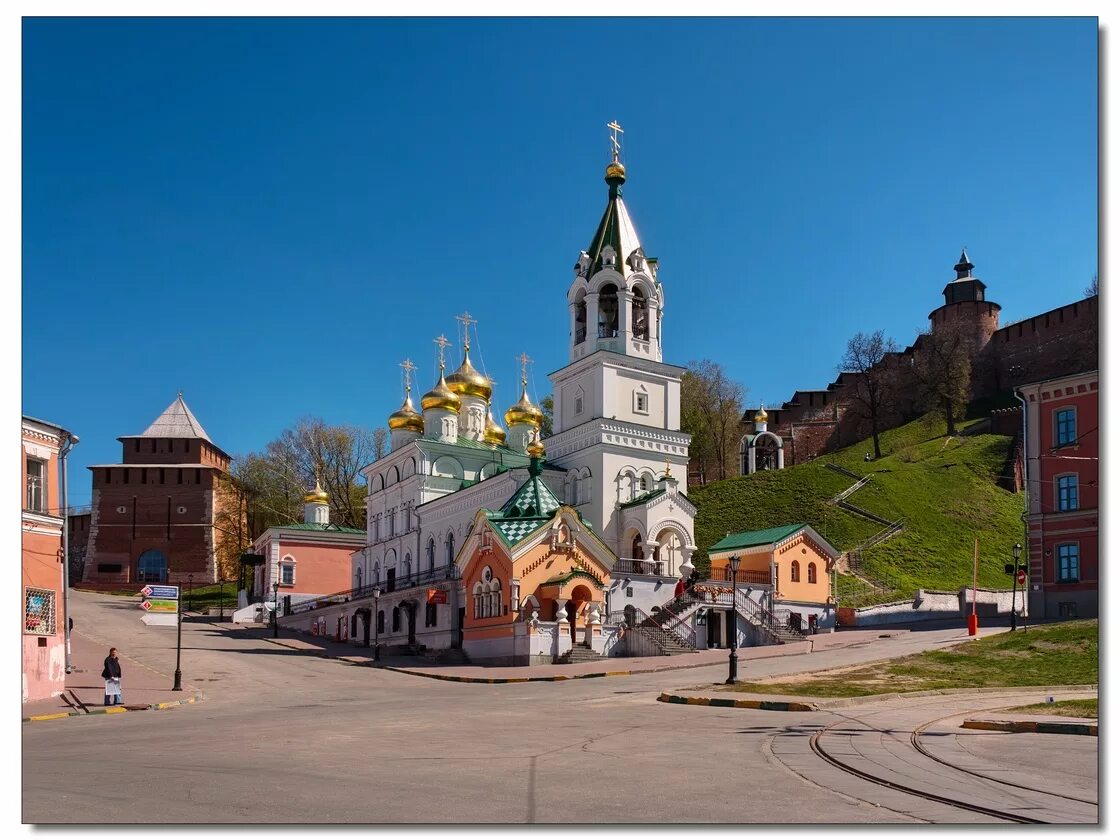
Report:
22,17,1097,507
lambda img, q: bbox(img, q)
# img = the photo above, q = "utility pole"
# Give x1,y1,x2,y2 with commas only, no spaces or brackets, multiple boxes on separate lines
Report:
59,429,79,673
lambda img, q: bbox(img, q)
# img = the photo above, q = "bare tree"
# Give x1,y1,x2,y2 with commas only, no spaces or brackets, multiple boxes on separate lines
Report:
1085,273,1098,297
911,323,972,435
373,427,388,461
681,360,746,483
838,330,900,459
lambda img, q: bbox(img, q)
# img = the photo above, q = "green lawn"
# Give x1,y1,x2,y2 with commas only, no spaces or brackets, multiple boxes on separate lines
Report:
718,620,1098,697
1003,698,1098,719
689,411,1025,606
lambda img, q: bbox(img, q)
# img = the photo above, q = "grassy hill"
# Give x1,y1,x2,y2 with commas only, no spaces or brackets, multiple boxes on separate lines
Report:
689,413,1025,607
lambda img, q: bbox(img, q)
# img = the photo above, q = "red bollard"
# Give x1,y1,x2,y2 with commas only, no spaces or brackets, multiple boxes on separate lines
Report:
967,613,978,636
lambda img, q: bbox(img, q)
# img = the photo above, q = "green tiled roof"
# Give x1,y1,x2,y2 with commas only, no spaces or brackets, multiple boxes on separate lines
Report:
619,488,665,510
488,514,551,547
708,523,805,553
278,522,366,535
481,461,564,549
499,472,561,519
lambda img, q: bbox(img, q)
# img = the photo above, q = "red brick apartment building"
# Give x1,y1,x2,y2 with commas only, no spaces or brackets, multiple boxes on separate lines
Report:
1019,371,1098,618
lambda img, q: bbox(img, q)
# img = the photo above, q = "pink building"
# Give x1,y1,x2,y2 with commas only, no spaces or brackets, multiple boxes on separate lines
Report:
22,416,77,702
250,480,366,618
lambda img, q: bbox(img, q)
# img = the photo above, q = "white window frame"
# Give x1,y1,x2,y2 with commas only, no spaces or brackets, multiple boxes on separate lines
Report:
280,556,297,586
26,457,47,513
633,387,649,416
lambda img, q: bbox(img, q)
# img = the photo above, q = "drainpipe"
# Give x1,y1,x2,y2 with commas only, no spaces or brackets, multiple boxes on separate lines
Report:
1013,389,1031,621
59,429,79,673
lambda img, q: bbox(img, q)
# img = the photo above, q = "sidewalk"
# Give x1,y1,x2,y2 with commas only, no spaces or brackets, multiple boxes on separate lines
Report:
22,628,201,721
219,622,906,683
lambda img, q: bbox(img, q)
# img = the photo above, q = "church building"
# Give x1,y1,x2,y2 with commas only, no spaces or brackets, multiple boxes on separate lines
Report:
280,130,726,662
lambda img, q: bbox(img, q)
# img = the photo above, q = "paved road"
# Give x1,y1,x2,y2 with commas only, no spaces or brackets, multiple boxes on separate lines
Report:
22,591,1097,824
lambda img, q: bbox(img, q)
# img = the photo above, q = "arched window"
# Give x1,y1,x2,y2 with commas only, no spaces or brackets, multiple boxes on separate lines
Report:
137,549,168,583
632,286,649,339
808,562,817,584
427,538,436,572
639,474,651,493
373,562,380,585
356,567,363,590
791,561,801,583
491,581,502,617
392,606,401,633
598,283,619,337
574,295,587,344
446,532,456,565
402,553,412,582
473,582,484,619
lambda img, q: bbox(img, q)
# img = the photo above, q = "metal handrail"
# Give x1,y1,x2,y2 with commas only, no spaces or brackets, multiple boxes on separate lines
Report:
607,605,694,650
289,563,460,615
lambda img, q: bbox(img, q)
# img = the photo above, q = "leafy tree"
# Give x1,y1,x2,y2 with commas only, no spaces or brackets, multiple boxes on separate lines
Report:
838,330,900,459
235,417,373,536
540,394,554,438
681,360,746,483
911,323,972,435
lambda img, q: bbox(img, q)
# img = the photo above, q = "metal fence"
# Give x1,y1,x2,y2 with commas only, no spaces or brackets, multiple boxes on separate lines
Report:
289,563,460,615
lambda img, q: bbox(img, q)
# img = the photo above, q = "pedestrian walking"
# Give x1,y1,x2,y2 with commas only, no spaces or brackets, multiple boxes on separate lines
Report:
102,647,123,706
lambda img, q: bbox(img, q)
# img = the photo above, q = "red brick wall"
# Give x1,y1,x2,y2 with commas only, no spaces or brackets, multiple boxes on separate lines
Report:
84,465,223,585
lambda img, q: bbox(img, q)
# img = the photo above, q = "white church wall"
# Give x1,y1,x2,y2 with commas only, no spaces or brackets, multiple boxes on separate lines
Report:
605,575,677,615
612,372,666,428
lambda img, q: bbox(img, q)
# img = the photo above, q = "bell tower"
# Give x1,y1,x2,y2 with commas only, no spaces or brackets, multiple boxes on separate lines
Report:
568,121,663,365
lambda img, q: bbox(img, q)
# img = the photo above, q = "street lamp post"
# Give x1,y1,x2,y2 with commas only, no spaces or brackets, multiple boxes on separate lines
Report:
172,593,183,691
372,586,381,661
187,574,194,612
726,555,741,685
218,578,226,622
1012,542,1022,631
272,581,280,638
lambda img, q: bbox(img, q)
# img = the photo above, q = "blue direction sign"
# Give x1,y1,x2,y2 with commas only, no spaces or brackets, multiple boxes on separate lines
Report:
140,585,180,599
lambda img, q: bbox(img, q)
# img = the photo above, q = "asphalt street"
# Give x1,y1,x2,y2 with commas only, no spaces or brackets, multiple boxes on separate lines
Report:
22,591,1098,824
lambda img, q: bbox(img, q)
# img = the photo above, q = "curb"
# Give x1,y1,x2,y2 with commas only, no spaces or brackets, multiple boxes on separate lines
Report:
656,685,1098,713
961,718,1098,736
657,692,817,711
247,629,759,684
23,695,201,724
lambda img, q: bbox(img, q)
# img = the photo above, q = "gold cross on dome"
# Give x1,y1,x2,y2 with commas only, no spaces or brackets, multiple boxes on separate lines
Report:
518,352,533,386
455,311,477,351
434,335,451,370
607,120,624,161
400,358,417,394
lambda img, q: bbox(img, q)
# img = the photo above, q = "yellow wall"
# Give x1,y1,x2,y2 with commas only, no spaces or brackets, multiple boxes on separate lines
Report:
774,535,831,604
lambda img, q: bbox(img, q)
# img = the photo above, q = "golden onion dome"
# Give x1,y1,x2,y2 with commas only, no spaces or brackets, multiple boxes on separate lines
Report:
605,160,626,183
483,405,506,447
527,438,546,459
754,407,769,423
504,385,544,429
421,371,462,413
304,478,330,505
445,350,492,401
388,393,424,433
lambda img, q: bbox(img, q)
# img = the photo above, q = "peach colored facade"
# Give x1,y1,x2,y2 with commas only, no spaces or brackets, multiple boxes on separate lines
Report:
709,533,833,606
460,509,614,660
250,525,367,609
22,417,73,702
